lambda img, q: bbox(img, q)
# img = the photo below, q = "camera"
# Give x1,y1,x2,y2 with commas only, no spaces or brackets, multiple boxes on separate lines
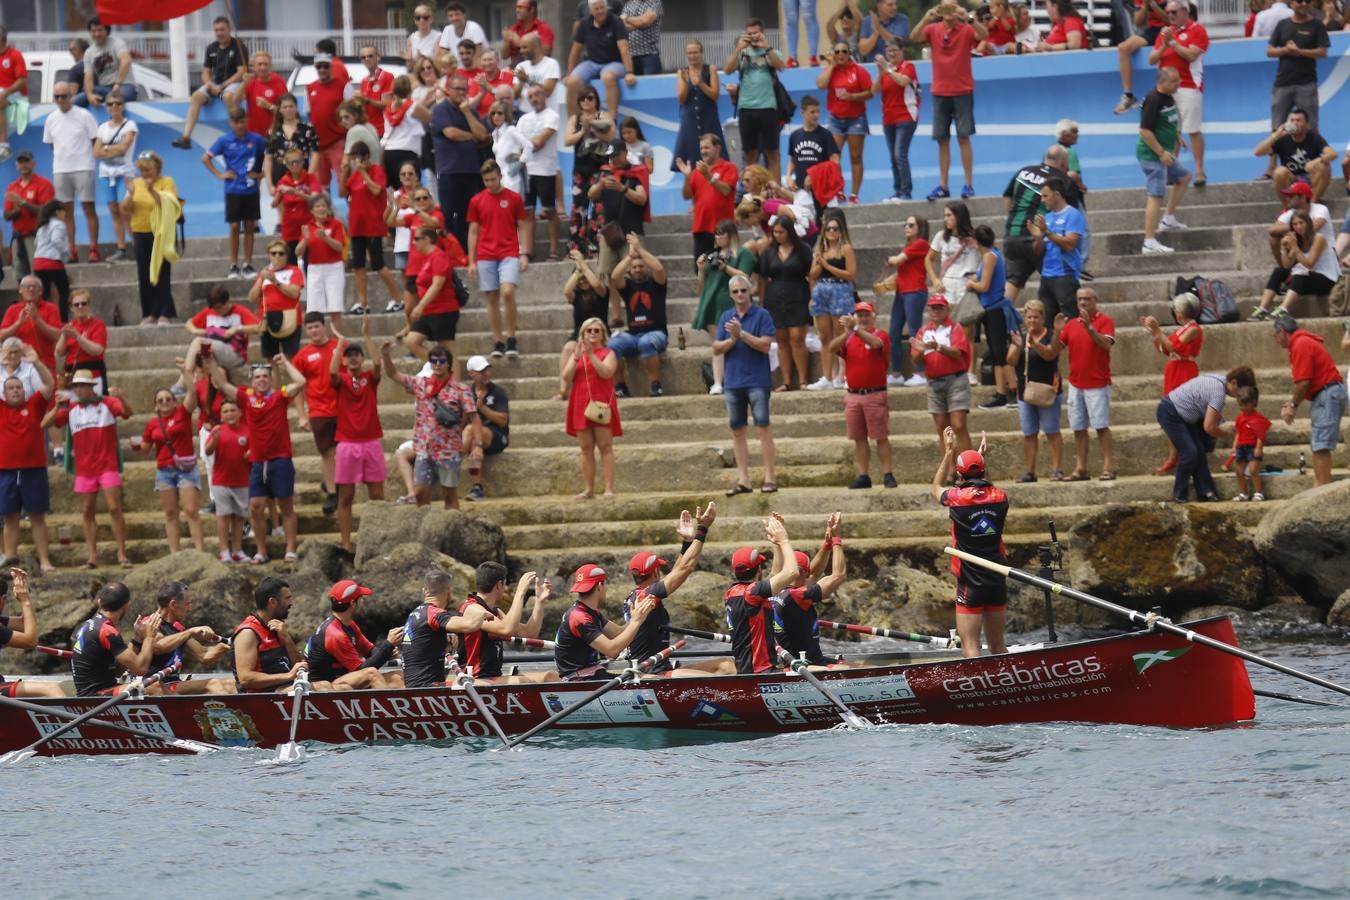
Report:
700,251,726,270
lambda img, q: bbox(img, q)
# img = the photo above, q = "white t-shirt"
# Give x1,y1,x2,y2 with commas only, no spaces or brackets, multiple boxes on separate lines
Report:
1278,203,1340,281
515,56,562,91
439,21,489,51
493,124,530,195
42,106,98,174
1252,2,1293,37
392,202,414,254
931,230,980,301
382,100,425,153
95,117,139,180
517,107,561,176
407,29,440,62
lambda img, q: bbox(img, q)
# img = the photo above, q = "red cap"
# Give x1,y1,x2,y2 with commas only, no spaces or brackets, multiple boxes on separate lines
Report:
628,552,668,577
955,450,986,477
793,550,810,570
927,294,950,307
731,547,766,573
853,301,875,314
1280,180,1313,199
571,564,608,593
329,579,372,607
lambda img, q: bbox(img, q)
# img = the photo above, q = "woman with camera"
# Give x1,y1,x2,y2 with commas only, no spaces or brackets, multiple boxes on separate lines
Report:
563,88,614,254
757,218,814,392
808,210,858,390
563,317,623,499
694,221,756,395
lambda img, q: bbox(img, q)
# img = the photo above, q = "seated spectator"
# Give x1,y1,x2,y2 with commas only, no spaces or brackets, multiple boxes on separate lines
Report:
559,249,612,398
75,18,135,108
827,0,864,58
439,1,489,70
463,355,509,501
714,275,778,494
1037,0,1089,50
911,294,972,481
1007,300,1064,482
977,0,1018,55
608,233,669,397
1278,209,1341,310
187,285,263,370
567,0,637,117
861,0,912,56
1254,181,1332,316
406,4,441,64
60,289,108,395
130,388,205,555
0,350,55,572
621,0,663,75
381,344,480,509
694,220,757,395
808,210,858,390
32,201,71,318
504,0,556,66
1013,2,1040,50
562,317,623,498
4,150,55,281
174,17,248,149
1254,107,1336,201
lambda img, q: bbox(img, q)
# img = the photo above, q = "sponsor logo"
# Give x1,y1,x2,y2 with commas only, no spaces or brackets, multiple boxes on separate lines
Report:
120,705,174,737
1133,646,1191,674
942,656,1104,694
26,707,81,738
970,512,997,535
760,674,916,710
689,699,741,723
538,689,669,724
194,701,262,747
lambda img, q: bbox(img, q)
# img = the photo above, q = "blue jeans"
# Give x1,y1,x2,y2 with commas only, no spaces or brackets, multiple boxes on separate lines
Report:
1156,397,1216,501
782,0,821,60
74,83,136,108
884,121,917,199
889,290,927,373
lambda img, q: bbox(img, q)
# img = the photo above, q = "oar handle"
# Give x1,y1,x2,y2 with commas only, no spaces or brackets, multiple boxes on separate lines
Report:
816,619,950,647
37,645,74,659
669,625,731,643
507,636,557,650
633,639,687,674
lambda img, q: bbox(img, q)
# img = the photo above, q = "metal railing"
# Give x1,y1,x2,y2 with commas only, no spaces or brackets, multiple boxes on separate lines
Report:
8,29,407,70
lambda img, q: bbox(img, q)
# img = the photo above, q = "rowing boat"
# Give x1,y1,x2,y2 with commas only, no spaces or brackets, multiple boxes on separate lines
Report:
0,616,1254,757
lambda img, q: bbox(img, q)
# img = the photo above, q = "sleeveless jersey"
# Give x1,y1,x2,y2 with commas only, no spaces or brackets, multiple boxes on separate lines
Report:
402,601,456,688
773,583,826,665
72,613,127,696
622,580,670,669
724,579,777,674
457,594,504,678
554,600,607,679
306,614,391,682
149,618,186,681
940,479,1010,604
233,613,294,691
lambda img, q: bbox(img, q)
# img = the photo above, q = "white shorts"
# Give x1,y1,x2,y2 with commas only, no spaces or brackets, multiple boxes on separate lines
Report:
55,170,94,203
193,82,244,103
306,261,346,314
1174,87,1202,134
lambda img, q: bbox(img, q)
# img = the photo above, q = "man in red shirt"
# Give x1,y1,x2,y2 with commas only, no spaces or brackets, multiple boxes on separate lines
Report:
203,398,251,563
0,25,28,161
0,350,55,573
502,0,556,66
470,49,515,119
306,52,351,190
357,45,395,137
1052,286,1117,481
911,294,972,480
0,277,64,376
1148,0,1209,185
339,141,400,315
3,151,55,279
329,320,385,553
677,135,738,262
830,301,894,490
242,51,287,139
292,313,341,515
910,3,986,201
1274,314,1346,485
60,288,108,394
468,160,528,359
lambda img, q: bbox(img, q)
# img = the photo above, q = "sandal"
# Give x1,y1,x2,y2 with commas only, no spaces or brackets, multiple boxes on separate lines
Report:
1049,469,1065,482
81,560,97,570
1098,471,1117,481
574,491,594,500
1015,472,1037,483
396,493,416,504
772,384,789,393
1155,459,1177,475
760,482,778,493
547,251,562,262
284,551,298,563
250,553,270,565
725,483,753,497
1063,470,1090,482
119,558,133,569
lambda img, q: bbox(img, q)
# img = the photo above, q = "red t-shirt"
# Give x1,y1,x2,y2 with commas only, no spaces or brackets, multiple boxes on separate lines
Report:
924,22,978,96
63,316,108,367
1058,312,1116,389
303,218,347,265
255,265,305,313
276,171,320,242
193,376,225,431
1046,16,1088,47
1288,330,1343,396
467,188,525,261
210,422,252,488
1154,22,1209,90
1138,0,1167,28
142,403,195,469
690,160,739,234
1234,410,1272,447
987,15,1016,46
346,165,389,238
896,239,930,294
912,320,969,379
306,77,349,147
838,329,890,390
0,46,29,93
359,68,395,136
189,303,259,359
0,302,62,372
244,73,287,137
239,386,294,462
879,62,920,125
416,249,459,315
332,367,383,442
0,393,48,470
3,175,54,236
825,63,872,120
506,19,556,53
292,339,339,419
403,209,447,278
472,70,516,119
54,397,125,478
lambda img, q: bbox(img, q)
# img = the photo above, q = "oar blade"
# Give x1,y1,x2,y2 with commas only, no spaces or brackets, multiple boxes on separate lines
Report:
275,741,306,764
839,711,875,731
0,749,36,766
171,739,220,755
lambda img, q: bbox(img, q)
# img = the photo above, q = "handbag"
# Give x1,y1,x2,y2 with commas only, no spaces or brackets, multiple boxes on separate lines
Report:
1021,332,1057,407
265,308,298,339
157,413,198,471
954,289,984,326
581,355,613,426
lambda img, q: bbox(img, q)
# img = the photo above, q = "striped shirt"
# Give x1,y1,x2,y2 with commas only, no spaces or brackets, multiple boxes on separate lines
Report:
1167,373,1227,422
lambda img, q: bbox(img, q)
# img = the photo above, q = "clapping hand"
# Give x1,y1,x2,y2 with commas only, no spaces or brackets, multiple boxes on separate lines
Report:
675,158,692,176
943,426,958,453
726,317,743,340
839,314,856,331
676,508,696,541
1053,312,1068,332
978,431,988,455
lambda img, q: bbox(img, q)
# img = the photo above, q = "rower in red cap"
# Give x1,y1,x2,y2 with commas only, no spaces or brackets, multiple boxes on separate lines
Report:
724,514,800,674
553,563,656,680
772,511,848,667
933,426,1009,657
305,579,406,689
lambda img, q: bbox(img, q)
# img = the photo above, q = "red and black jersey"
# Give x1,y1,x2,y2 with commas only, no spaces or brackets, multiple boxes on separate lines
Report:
940,479,1010,604
72,613,127,696
725,579,778,674
401,602,457,688
149,618,186,681
456,594,503,678
773,583,827,665
622,581,670,670
306,614,393,683
233,613,294,692
554,600,607,679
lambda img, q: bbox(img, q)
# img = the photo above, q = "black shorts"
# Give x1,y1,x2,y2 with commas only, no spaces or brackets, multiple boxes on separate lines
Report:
413,311,459,341
526,174,558,209
350,235,387,271
225,193,261,224
984,306,1011,365
738,106,781,156
1289,271,1335,297
1266,266,1291,293
955,576,1008,612
1140,25,1163,44
484,426,508,455
1002,236,1038,288
262,329,302,360
404,275,418,293
311,416,338,455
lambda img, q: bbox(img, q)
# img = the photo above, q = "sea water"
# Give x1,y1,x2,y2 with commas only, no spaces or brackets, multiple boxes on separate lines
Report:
2,638,1347,899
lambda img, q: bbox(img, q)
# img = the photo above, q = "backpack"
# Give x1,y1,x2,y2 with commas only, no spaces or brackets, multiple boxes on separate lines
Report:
736,53,797,126
1174,275,1238,324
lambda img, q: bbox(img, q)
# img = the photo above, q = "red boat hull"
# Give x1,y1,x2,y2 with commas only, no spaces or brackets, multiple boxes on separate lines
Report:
0,617,1255,757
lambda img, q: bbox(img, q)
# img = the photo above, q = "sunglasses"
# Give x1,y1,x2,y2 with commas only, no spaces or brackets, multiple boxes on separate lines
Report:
268,250,287,257
904,222,918,228
428,357,449,364
315,63,331,69
71,301,90,308
414,194,432,200
286,157,304,164
584,327,603,333
730,287,750,294
54,93,71,100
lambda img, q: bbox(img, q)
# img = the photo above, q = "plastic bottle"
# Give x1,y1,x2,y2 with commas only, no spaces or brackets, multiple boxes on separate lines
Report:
1298,452,1307,475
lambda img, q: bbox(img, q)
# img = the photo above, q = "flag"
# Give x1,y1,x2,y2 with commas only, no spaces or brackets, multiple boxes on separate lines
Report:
95,0,216,26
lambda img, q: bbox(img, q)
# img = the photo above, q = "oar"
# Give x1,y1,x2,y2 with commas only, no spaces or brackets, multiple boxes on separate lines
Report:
502,648,732,664
1253,688,1342,708
504,640,687,750
448,660,517,752
945,547,1350,701
507,635,556,651
274,670,310,763
669,625,731,643
0,661,204,765
817,619,955,649
0,692,220,756
36,645,74,659
775,648,874,730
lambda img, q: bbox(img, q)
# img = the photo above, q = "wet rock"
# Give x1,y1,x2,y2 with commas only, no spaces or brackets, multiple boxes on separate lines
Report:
120,550,254,637
831,564,955,637
1327,590,1350,628
354,502,506,570
344,542,477,636
1253,480,1350,608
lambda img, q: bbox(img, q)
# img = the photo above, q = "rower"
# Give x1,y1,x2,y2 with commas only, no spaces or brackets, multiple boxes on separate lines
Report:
400,568,495,689
0,568,63,698
621,501,732,677
306,580,406,690
724,515,799,674
138,581,233,694
932,426,1009,657
71,583,163,697
233,575,312,693
458,563,554,683
553,564,656,681
772,512,847,668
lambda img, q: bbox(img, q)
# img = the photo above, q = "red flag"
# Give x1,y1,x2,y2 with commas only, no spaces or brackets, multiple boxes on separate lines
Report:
95,0,217,26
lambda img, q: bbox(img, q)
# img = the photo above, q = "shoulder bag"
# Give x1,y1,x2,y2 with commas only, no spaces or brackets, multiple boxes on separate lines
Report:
1020,332,1057,407
581,353,613,426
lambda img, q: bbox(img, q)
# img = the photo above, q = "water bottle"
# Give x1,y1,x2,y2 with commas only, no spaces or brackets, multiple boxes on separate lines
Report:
1298,452,1307,475
677,327,686,351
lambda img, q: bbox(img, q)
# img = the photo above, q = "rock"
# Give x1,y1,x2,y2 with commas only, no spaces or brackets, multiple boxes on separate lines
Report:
120,550,254,637
1065,503,1266,615
1183,604,1250,625
831,564,955,637
1327,590,1350,628
343,542,477,636
295,539,352,582
354,502,506,570
1253,480,1350,608
1253,600,1322,624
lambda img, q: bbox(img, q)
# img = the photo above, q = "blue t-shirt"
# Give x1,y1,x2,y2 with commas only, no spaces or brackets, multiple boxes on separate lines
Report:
1042,205,1086,278
860,12,910,44
716,303,775,390
976,247,1006,310
208,131,267,196
430,101,483,176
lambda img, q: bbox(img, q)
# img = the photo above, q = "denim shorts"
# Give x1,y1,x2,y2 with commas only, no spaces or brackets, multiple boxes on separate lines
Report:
828,113,869,137
478,255,521,293
96,175,129,205
570,59,626,85
811,278,855,317
724,386,771,429
155,465,202,492
1140,157,1190,199
608,329,668,359
1017,393,1062,437
1067,384,1111,432
1309,380,1347,452
415,454,462,488
931,93,974,140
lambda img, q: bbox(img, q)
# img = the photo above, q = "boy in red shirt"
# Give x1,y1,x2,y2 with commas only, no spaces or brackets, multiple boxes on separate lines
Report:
1233,385,1271,502
291,313,341,515
329,318,385,552
340,141,401,316
467,160,527,359
272,148,320,264
204,398,252,563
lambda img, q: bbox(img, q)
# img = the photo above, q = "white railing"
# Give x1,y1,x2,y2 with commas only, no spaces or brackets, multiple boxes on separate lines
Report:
9,29,407,69
658,28,786,71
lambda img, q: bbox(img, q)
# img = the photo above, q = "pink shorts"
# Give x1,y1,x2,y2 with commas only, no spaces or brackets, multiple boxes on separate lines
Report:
844,390,890,441
335,439,387,485
73,470,122,494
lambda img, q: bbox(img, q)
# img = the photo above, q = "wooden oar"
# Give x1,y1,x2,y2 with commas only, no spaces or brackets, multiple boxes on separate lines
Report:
506,635,556,651
503,640,687,750
0,661,213,765
448,660,516,752
945,547,1350,700
502,648,731,664
0,692,221,756
817,619,955,649
669,625,731,643
275,670,310,763
775,648,874,730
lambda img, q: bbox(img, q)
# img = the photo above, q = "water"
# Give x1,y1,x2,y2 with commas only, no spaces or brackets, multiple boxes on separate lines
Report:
3,639,1348,899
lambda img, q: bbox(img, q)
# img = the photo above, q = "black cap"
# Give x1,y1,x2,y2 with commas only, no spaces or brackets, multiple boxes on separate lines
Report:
14,149,33,161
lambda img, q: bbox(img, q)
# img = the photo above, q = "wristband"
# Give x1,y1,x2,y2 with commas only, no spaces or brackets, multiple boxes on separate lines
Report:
679,539,693,555
695,525,709,541
821,538,831,553
831,537,843,548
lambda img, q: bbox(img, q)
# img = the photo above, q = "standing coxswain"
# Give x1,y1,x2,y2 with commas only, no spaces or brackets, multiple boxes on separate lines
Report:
71,583,162,697
232,575,317,693
306,580,406,690
553,564,656,681
772,512,848,668
458,563,553,684
724,515,799,674
400,568,495,689
0,568,63,698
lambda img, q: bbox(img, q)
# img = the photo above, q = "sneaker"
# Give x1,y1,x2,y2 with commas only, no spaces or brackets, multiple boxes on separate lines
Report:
1234,492,1249,502
227,264,242,279
1252,492,1265,502
847,194,859,205
967,372,979,386
219,550,233,563
882,472,898,489
171,136,193,149
1015,472,1037,483
808,56,819,67
926,185,950,201
977,394,1009,410
806,376,834,391
1159,214,1188,232
107,248,128,263
848,474,873,489
709,383,724,395
348,303,368,315
87,246,101,264
241,263,257,278
887,373,907,387
881,196,904,205
322,492,338,517
505,336,519,358
384,299,405,313
831,376,847,389
467,484,486,501
960,184,975,199
904,374,927,387
1141,238,1173,255
785,57,799,68
615,383,630,399
1079,269,1095,282
1113,92,1139,114
232,550,250,563
491,341,506,358
1249,307,1272,321
52,447,64,465
649,381,663,397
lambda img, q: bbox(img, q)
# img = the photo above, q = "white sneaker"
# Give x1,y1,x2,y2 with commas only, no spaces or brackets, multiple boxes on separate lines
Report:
967,372,979,386
1159,215,1188,232
881,195,903,205
904,374,928,387
831,376,847,389
1234,492,1249,502
1251,492,1265,502
887,373,906,387
708,383,724,395
1141,238,1174,255
219,550,233,563
806,376,834,391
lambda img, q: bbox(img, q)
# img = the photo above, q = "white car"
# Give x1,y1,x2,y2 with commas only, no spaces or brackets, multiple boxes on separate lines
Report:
22,51,174,103
285,54,408,97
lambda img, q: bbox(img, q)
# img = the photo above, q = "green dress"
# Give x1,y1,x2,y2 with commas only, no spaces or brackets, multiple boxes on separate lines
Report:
692,246,755,331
